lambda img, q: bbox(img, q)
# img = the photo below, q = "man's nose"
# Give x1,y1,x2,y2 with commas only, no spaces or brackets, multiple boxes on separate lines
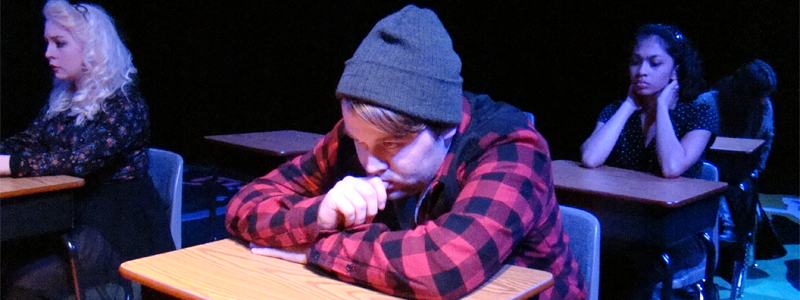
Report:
364,153,388,176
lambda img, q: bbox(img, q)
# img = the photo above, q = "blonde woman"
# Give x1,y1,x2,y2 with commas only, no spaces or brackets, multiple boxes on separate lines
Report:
1,1,173,298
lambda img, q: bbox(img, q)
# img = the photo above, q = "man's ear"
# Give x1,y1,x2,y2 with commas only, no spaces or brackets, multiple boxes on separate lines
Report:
440,126,458,148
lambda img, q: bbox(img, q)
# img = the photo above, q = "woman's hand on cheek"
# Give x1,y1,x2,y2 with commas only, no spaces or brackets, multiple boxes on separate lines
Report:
623,84,642,110
656,80,680,109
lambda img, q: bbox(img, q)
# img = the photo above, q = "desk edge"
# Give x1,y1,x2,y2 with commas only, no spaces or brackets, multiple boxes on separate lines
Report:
555,181,727,208
120,261,207,300
516,272,554,300
0,177,85,198
204,134,316,157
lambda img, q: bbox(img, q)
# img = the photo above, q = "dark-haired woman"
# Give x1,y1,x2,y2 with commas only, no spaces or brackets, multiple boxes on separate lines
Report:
581,24,717,179
695,59,785,284
580,24,718,299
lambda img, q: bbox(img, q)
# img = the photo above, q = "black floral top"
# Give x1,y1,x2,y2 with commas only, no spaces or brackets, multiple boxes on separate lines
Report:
598,100,718,178
1,87,150,183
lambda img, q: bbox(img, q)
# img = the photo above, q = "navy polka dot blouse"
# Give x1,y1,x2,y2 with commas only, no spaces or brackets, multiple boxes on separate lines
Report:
597,100,718,178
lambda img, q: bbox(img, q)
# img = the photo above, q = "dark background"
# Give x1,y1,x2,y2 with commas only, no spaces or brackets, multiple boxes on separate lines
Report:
2,0,798,195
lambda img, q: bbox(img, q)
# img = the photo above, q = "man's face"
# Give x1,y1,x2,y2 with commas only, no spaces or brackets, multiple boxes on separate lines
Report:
341,101,453,200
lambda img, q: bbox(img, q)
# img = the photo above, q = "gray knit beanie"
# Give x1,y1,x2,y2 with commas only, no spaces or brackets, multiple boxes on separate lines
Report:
336,5,463,124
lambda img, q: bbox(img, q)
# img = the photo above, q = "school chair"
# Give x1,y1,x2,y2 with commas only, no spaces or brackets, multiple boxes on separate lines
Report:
559,205,601,300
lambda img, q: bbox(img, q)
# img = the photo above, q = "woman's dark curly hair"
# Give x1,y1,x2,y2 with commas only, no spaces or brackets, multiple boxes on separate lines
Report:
634,24,706,103
713,59,776,137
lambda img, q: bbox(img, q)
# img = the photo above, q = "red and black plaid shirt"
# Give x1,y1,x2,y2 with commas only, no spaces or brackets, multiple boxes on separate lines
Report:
226,93,585,300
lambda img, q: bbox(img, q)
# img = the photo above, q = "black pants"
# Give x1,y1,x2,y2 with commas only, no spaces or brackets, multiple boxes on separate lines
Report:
2,226,126,299
2,177,174,300
601,236,707,300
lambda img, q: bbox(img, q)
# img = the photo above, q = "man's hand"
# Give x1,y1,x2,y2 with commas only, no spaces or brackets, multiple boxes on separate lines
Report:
318,176,387,230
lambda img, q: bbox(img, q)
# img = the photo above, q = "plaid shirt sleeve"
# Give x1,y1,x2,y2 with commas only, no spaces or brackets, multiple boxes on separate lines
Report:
224,123,351,247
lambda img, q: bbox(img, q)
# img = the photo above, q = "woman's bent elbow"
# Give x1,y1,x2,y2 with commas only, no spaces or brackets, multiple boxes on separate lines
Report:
662,172,681,179
660,165,684,179
581,155,602,168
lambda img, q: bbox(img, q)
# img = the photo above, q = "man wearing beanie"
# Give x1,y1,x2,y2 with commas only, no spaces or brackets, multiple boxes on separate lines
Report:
226,5,585,300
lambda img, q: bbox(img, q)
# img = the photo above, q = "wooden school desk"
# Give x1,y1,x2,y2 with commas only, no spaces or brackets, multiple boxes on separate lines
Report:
709,136,765,155
205,130,325,158
1,175,85,241
551,160,727,299
552,159,727,246
120,238,554,300
707,136,767,298
707,136,766,184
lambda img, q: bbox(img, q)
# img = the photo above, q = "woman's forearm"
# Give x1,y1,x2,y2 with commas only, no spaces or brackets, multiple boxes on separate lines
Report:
654,103,710,178
581,101,637,167
654,102,686,177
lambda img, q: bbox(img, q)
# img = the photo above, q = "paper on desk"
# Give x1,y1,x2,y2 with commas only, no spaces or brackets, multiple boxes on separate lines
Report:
249,243,308,263
250,243,278,255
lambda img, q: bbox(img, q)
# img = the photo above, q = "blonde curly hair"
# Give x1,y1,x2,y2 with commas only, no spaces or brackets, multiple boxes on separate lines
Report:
43,0,136,125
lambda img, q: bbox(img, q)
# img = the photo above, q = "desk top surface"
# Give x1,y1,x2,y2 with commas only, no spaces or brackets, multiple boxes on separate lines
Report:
205,130,325,157
709,136,765,154
552,160,727,208
0,175,85,198
120,239,553,300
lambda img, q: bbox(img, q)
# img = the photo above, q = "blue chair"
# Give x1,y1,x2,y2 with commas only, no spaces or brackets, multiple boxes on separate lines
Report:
560,205,601,300
654,161,720,299
700,161,720,182
524,111,535,128
64,148,184,300
148,148,184,250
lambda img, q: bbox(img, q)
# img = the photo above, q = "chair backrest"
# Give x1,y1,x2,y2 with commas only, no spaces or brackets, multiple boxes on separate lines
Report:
655,160,719,291
700,160,721,269
148,148,184,250
559,205,601,300
524,111,535,128
700,161,719,182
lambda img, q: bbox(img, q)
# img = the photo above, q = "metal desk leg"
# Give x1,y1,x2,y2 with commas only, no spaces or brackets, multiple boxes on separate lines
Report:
62,235,81,300
661,253,674,300
729,180,759,299
702,232,717,300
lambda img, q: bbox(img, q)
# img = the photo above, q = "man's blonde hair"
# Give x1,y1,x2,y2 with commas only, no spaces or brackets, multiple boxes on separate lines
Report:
342,98,427,137
341,98,459,138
